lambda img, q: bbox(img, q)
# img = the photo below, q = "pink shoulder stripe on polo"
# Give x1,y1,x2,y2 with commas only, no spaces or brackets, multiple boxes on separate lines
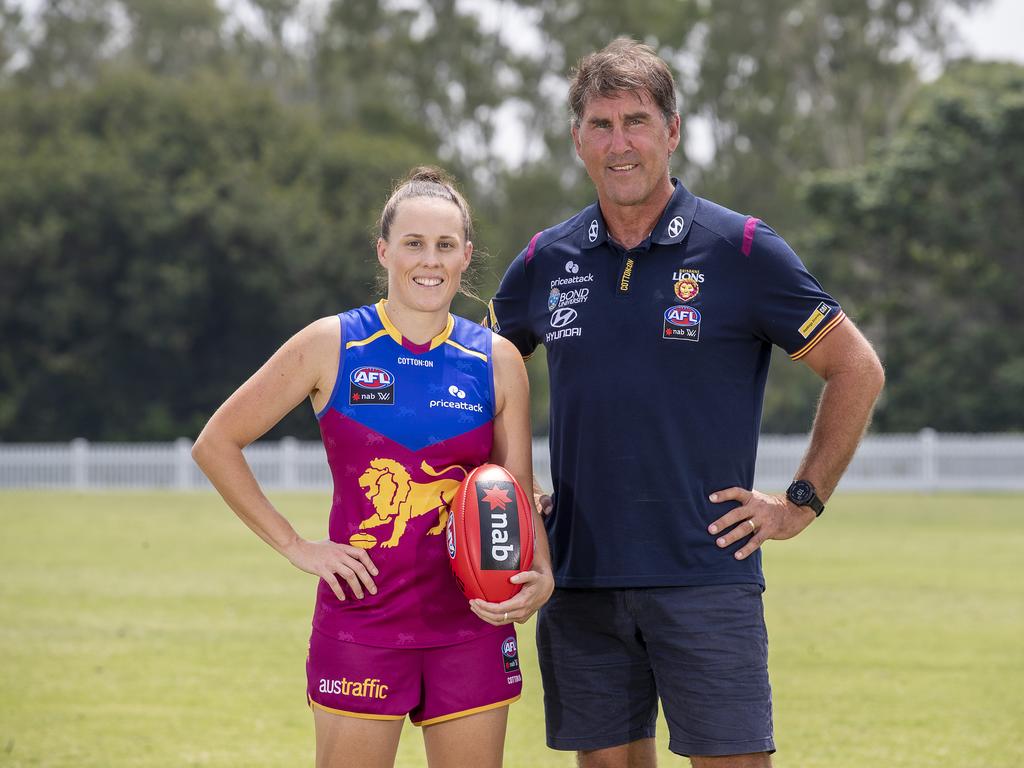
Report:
525,231,543,265
741,217,760,257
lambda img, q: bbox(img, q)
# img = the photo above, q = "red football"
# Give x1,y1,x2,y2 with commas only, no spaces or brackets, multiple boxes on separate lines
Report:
446,463,535,602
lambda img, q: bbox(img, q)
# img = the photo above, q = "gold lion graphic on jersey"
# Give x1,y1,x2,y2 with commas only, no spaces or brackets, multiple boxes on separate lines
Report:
351,458,468,549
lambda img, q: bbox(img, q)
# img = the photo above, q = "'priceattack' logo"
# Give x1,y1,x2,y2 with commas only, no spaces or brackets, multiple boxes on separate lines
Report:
429,384,484,412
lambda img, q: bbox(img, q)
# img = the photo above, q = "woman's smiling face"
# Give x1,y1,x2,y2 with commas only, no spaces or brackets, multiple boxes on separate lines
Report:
377,196,473,315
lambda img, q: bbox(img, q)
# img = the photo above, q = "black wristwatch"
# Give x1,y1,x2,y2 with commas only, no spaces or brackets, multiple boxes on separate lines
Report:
786,479,825,517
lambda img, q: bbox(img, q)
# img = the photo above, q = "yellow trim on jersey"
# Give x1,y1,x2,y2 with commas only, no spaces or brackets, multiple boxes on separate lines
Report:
375,299,401,343
309,699,405,721
345,329,389,350
411,695,521,727
445,338,488,363
790,311,846,360
375,300,454,350
429,314,455,350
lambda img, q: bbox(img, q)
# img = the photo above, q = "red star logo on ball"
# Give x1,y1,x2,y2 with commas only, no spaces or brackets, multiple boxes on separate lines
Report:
482,484,512,510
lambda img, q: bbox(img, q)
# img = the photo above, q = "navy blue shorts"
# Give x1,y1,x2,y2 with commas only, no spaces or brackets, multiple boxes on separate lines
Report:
536,585,775,757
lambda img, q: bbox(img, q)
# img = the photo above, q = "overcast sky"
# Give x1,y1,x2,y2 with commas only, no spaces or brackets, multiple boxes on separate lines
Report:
950,0,1024,63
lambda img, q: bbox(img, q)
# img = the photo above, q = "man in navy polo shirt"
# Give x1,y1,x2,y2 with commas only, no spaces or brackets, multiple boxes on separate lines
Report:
481,38,885,768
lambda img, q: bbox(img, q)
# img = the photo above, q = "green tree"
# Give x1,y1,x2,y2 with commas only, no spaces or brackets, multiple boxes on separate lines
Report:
805,61,1024,431
0,70,434,440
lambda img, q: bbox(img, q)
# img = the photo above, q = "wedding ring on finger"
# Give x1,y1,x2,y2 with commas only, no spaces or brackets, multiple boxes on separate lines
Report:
503,611,508,622
747,519,757,534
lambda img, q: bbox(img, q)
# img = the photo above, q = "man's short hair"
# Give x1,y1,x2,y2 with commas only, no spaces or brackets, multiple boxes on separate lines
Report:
568,37,678,127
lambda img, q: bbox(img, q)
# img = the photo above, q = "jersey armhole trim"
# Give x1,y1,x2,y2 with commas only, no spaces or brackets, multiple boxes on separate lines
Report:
315,314,346,420
487,332,497,420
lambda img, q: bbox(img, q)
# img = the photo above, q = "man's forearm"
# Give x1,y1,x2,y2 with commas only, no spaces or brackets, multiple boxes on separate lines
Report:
796,358,884,500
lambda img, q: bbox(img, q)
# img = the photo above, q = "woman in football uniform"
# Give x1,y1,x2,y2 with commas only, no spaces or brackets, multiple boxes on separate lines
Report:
193,166,553,768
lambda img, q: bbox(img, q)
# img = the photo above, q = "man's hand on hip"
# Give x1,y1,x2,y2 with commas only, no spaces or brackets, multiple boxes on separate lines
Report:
707,487,816,560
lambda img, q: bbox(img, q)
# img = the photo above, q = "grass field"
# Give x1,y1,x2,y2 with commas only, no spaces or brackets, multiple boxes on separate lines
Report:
1,491,1022,767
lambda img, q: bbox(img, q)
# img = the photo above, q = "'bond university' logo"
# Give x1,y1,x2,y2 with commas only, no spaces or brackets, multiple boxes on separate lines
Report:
588,220,599,242
666,216,685,238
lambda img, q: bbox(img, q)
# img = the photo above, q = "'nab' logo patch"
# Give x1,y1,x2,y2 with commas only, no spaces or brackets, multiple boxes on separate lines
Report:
350,366,395,405
477,481,521,570
663,305,701,342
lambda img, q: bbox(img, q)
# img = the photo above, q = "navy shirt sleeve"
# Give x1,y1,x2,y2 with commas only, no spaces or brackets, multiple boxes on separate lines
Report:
746,220,846,360
489,247,540,358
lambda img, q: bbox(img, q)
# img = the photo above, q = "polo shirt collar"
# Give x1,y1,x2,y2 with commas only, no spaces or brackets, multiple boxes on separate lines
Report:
652,179,698,245
579,202,608,250
579,178,698,250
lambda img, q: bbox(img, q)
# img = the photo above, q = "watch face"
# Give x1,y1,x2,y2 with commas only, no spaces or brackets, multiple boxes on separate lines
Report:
790,482,812,504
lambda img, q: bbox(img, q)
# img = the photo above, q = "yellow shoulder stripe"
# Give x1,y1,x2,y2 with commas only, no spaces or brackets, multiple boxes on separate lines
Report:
445,339,488,363
790,311,846,360
345,329,389,350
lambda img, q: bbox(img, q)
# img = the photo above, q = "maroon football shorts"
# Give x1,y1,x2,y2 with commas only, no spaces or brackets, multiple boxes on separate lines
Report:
307,627,522,726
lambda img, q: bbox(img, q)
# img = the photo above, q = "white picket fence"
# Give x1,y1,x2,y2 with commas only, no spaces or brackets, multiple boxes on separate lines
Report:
0,431,1021,492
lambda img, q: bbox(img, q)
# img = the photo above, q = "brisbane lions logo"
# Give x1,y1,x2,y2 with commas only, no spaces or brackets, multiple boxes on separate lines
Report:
674,278,699,302
352,459,468,549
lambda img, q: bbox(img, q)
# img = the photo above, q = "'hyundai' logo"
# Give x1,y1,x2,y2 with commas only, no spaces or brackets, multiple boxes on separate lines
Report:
588,220,599,242
550,308,577,328
666,216,685,238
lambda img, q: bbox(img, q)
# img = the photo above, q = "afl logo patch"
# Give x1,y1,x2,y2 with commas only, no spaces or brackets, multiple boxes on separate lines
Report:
663,306,701,342
350,366,395,404
666,216,685,238
550,308,577,328
350,367,393,389
502,636,520,672
665,306,700,327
